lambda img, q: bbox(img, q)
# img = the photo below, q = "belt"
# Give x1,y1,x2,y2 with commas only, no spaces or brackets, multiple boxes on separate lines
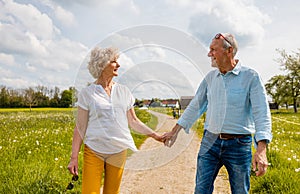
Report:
219,133,251,140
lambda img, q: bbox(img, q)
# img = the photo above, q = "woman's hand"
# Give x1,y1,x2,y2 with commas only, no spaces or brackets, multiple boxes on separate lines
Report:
67,157,79,176
149,132,164,142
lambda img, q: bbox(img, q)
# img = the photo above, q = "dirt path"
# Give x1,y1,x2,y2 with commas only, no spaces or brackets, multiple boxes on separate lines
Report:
120,111,230,194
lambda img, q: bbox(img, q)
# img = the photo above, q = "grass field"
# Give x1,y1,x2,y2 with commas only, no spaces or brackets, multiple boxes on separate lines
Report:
250,110,300,193
0,108,299,193
0,108,157,194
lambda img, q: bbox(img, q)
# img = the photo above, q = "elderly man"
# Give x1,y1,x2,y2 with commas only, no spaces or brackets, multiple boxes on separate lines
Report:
163,33,272,194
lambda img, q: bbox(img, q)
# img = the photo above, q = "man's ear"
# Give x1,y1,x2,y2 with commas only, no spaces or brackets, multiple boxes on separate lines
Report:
227,47,234,55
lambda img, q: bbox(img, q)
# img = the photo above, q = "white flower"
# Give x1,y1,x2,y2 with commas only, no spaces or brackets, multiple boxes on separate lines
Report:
288,158,291,161
295,168,300,173
36,140,40,146
28,151,32,154
55,158,58,161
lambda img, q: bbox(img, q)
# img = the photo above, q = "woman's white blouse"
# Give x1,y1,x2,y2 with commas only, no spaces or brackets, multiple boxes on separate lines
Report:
77,83,138,154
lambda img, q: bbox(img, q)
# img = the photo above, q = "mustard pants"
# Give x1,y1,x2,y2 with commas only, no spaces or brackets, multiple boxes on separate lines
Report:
82,145,127,194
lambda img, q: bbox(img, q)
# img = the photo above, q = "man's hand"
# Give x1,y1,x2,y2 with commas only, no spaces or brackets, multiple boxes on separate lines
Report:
252,140,269,176
162,124,182,147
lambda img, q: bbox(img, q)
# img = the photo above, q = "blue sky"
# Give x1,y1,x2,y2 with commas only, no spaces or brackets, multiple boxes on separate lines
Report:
1,0,299,99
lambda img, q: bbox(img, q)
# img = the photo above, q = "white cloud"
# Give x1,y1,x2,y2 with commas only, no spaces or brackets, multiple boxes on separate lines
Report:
1,77,33,89
54,5,76,27
166,0,271,47
0,66,13,78
2,0,57,39
0,53,16,66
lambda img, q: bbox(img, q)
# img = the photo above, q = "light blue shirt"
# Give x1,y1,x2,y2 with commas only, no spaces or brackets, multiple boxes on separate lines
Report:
178,62,272,143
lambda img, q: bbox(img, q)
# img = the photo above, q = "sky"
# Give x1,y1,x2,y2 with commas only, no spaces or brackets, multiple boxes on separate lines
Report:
1,0,300,99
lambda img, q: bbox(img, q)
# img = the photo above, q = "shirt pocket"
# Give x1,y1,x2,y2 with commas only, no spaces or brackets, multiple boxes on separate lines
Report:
227,89,247,107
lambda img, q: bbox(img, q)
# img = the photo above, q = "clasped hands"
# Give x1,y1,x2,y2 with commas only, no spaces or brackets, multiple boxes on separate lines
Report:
151,125,181,147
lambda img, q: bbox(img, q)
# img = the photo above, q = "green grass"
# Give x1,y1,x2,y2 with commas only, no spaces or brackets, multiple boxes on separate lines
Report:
250,110,300,193
0,108,157,193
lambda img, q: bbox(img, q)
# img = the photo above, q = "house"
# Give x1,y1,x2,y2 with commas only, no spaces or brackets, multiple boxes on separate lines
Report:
161,99,178,107
180,96,194,109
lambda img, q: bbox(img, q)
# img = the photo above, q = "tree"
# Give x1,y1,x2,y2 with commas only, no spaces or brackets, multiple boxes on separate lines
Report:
60,88,73,108
0,86,10,108
276,49,300,112
24,87,36,111
49,87,60,107
265,75,291,109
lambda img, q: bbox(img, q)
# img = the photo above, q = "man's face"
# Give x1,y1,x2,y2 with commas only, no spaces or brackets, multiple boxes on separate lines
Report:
207,38,227,67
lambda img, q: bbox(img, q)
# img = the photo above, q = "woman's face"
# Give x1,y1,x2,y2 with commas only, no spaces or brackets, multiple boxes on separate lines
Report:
102,58,120,77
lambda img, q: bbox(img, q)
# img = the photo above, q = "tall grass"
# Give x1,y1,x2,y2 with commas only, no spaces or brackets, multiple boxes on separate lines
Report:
0,108,157,193
250,110,300,193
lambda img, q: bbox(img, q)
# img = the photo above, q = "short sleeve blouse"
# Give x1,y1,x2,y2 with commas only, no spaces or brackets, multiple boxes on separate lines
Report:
77,83,137,154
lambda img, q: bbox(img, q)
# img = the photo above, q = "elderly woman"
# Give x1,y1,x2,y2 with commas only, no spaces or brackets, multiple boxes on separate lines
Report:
67,47,163,194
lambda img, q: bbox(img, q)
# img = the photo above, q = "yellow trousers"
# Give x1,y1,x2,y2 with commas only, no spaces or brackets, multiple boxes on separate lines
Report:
82,145,127,194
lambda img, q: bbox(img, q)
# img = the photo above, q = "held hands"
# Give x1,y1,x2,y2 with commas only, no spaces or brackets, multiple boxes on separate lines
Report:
162,124,182,147
147,124,182,146
149,132,165,142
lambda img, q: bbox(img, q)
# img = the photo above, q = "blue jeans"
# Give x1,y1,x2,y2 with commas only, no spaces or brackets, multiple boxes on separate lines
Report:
195,130,252,194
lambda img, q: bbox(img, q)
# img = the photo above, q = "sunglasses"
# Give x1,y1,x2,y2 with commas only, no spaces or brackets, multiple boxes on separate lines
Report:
214,33,232,47
65,175,79,191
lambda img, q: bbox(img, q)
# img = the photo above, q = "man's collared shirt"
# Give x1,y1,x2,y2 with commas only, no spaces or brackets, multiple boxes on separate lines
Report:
177,62,272,143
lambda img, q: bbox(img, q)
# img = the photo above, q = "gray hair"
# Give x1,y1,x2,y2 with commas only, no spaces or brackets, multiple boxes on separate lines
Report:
87,47,119,78
221,33,238,56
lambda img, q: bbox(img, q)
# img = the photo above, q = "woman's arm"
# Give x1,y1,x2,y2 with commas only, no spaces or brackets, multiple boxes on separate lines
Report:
67,107,89,175
127,108,163,142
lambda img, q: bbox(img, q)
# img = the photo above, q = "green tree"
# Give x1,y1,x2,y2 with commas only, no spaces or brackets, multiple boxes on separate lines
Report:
60,88,73,108
49,87,60,107
0,86,10,108
276,49,300,112
265,75,291,109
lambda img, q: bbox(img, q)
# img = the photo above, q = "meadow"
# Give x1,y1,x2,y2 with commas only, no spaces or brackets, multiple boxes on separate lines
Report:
0,108,299,193
0,108,156,194
250,110,300,193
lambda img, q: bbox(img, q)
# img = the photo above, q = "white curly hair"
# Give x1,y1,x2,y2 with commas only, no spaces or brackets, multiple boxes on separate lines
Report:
87,47,119,79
